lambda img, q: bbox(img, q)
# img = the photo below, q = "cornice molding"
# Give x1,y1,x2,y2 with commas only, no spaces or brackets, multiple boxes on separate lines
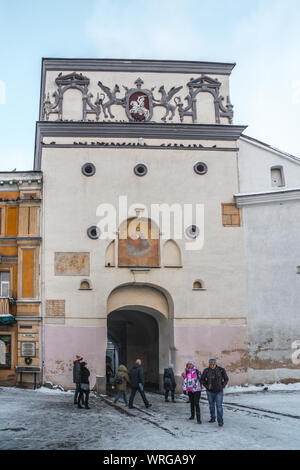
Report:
34,121,246,169
235,188,300,206
42,58,236,75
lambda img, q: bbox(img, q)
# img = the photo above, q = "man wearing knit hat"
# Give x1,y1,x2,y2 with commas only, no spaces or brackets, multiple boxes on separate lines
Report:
200,358,228,427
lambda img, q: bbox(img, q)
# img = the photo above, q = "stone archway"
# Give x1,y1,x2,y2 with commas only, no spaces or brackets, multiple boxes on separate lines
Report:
107,283,174,392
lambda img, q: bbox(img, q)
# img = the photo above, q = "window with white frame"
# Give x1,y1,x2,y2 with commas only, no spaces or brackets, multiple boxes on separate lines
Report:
0,272,10,297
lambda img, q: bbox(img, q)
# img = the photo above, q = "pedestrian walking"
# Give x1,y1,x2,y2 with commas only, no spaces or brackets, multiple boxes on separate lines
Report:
182,360,202,424
181,363,190,403
113,364,130,405
78,361,91,410
128,359,152,409
200,358,229,427
163,364,176,403
73,355,84,405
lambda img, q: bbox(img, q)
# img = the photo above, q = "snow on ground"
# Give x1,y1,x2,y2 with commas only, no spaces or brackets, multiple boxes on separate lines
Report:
225,382,300,394
0,386,300,450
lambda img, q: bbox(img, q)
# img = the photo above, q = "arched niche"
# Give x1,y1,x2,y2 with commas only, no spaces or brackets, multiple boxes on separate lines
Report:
118,217,160,267
62,88,83,121
163,239,182,267
193,280,206,290
196,91,215,124
105,240,115,267
79,279,92,290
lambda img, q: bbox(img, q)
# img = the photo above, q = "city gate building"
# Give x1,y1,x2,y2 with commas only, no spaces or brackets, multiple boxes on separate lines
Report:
35,58,249,392
22,57,300,392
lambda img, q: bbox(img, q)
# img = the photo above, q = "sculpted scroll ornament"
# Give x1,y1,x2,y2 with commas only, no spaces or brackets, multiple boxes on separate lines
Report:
43,72,102,121
175,75,234,124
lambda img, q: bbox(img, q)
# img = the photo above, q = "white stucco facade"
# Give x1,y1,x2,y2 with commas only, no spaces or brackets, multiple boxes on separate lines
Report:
32,58,300,391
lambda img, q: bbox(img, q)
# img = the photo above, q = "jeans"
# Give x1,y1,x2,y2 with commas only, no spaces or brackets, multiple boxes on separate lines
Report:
188,391,201,422
206,391,223,422
114,390,128,404
129,387,149,407
74,383,83,404
78,390,90,408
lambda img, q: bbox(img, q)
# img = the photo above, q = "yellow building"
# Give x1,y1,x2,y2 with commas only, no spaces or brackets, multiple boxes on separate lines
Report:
0,172,42,388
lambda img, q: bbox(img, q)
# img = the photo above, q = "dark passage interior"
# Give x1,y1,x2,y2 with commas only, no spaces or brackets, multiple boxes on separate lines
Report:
107,309,159,390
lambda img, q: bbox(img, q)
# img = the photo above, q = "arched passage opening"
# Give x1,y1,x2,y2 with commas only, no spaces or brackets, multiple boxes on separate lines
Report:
107,308,159,389
106,284,174,392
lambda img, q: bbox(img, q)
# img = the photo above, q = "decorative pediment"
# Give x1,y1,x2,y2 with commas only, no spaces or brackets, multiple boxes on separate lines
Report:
55,72,90,87
187,75,221,90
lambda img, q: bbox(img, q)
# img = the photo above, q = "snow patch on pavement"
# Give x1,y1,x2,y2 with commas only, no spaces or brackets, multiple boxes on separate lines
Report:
225,382,300,394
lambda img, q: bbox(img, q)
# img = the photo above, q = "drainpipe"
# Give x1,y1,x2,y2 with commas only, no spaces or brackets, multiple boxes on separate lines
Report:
40,177,45,386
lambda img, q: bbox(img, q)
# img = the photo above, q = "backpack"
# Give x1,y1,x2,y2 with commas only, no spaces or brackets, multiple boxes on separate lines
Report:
114,375,123,385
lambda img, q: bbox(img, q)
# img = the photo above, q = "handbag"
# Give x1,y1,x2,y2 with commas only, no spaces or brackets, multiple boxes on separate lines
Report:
80,383,89,391
138,383,144,392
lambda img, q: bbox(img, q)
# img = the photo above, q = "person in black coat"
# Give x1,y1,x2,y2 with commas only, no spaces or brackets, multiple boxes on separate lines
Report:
128,359,152,409
78,362,91,410
163,364,176,402
73,355,83,405
200,358,229,426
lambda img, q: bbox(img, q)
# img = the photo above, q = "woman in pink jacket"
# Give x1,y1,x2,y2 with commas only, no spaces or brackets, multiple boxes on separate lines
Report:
182,360,202,424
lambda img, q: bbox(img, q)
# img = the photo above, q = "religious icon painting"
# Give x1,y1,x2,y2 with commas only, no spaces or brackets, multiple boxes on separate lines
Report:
118,218,159,266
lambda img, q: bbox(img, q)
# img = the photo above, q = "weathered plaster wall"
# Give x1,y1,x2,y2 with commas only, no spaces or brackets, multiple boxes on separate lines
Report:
242,200,300,383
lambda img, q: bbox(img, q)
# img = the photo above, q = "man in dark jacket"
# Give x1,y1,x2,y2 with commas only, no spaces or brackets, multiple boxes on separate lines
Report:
73,355,83,405
163,364,176,403
200,358,229,427
78,361,91,409
128,359,152,409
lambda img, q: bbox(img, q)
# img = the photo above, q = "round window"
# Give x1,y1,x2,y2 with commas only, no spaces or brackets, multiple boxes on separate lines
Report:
186,225,200,239
134,163,148,177
82,163,96,177
87,226,100,239
194,162,208,175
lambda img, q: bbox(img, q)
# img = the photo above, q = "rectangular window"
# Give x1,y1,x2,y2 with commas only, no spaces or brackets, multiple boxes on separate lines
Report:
0,335,11,369
0,271,10,297
222,203,241,227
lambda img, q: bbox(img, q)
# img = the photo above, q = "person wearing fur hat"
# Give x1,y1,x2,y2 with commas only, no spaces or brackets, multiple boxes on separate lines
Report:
182,360,202,424
200,358,229,427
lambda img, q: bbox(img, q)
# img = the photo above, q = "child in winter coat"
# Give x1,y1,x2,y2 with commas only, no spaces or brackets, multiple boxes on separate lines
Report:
182,360,202,423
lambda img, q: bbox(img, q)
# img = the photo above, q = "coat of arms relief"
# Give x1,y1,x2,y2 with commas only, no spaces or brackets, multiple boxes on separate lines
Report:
43,73,233,124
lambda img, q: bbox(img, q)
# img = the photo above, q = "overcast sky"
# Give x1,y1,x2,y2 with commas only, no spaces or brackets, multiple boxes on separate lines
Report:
0,0,300,170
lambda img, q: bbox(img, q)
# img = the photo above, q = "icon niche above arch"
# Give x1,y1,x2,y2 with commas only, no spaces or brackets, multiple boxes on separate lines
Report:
118,217,160,267
163,239,182,267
